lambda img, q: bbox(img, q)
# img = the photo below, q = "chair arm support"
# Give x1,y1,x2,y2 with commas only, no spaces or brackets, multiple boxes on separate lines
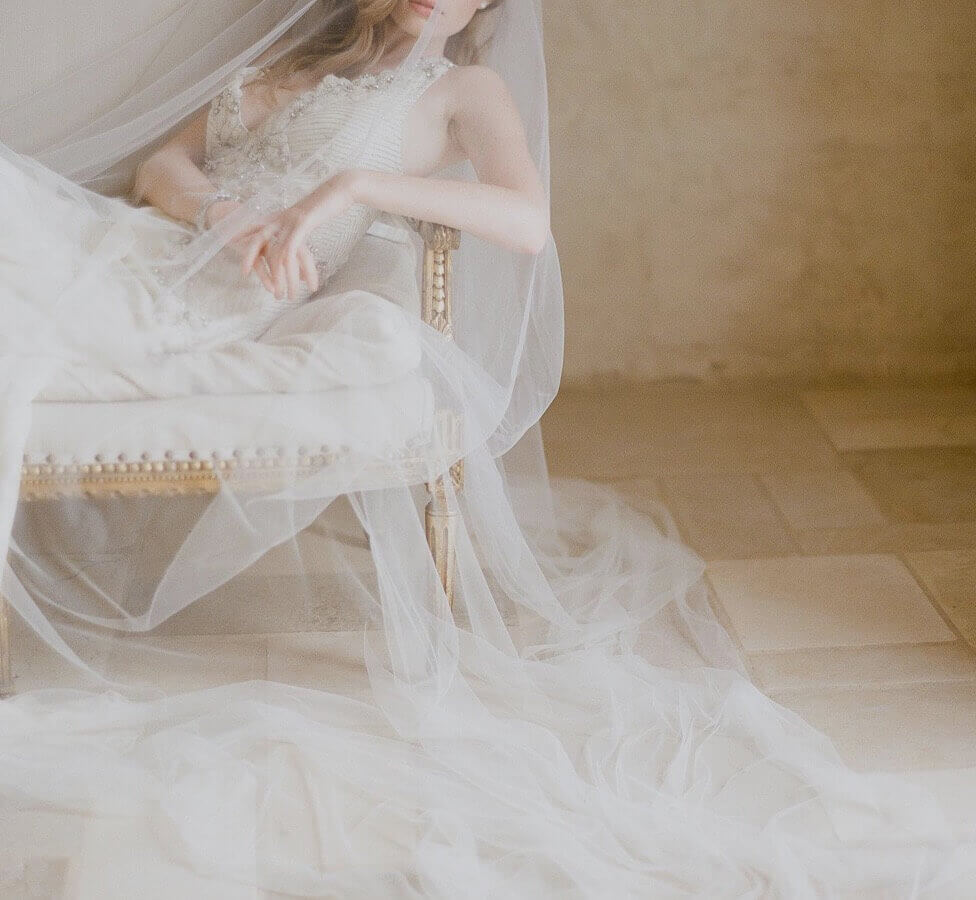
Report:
409,220,460,339
408,220,464,497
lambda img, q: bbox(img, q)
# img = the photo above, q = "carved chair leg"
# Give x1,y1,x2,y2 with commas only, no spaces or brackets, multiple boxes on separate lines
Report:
0,591,13,697
425,455,464,610
425,474,458,610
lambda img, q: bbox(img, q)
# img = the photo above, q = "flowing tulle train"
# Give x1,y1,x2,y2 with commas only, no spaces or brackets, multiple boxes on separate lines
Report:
2,470,974,897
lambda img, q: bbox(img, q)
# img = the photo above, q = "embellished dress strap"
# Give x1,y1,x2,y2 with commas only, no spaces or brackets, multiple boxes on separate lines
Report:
205,65,265,153
397,56,456,110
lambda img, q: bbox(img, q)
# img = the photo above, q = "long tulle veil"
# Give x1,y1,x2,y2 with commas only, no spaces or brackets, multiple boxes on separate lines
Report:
0,1,973,895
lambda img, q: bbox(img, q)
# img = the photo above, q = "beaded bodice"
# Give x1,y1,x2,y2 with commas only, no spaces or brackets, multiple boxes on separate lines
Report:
201,54,455,285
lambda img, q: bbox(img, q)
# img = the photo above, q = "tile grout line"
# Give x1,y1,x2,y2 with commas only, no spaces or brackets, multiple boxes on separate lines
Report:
699,576,755,678
754,471,807,556
654,476,699,551
897,551,974,648
746,638,973,658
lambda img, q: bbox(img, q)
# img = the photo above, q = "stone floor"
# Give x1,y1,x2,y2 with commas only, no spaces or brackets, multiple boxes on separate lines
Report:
541,381,976,830
6,381,976,897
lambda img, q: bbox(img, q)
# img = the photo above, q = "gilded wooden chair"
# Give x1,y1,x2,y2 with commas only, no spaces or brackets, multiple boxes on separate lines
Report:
0,220,463,696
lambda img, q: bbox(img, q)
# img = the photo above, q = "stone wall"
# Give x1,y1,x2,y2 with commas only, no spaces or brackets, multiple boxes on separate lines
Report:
543,1,976,385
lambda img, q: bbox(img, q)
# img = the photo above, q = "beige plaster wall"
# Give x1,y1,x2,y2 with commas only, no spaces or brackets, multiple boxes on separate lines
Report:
543,2,976,385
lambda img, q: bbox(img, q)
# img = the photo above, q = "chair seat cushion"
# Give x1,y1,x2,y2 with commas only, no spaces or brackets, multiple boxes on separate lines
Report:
23,220,435,470
24,376,434,466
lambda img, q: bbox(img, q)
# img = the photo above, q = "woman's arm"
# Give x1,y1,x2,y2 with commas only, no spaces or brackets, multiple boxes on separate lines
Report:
348,168,548,255
131,105,238,228
242,65,551,300
132,102,281,291
133,37,295,231
349,64,549,253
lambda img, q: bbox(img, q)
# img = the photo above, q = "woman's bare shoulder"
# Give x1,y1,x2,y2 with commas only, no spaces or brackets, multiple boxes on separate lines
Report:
404,64,514,174
438,64,510,111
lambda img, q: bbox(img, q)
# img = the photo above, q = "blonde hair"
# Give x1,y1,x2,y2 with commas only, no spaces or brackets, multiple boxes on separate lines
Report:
255,0,504,97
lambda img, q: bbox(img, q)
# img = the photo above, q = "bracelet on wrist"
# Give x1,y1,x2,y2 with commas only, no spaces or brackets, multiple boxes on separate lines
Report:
195,190,240,233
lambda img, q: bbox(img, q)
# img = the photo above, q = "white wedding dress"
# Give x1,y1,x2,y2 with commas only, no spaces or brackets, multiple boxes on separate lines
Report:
2,54,455,402
1,37,975,899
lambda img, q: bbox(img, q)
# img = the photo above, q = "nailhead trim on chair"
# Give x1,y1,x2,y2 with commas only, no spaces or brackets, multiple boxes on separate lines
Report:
20,453,340,476
17,440,456,501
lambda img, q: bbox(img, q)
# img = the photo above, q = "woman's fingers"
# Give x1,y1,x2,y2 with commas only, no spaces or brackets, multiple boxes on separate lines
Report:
234,218,319,301
283,245,301,300
249,223,281,267
272,252,287,300
234,231,277,292
256,255,276,293
221,206,325,301
298,246,319,295
240,232,267,278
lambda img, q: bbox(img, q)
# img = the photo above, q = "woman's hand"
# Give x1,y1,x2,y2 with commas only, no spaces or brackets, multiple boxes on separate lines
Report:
205,200,279,294
240,171,359,301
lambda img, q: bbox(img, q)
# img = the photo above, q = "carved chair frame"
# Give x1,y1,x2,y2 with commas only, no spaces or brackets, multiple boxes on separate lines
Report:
0,221,463,696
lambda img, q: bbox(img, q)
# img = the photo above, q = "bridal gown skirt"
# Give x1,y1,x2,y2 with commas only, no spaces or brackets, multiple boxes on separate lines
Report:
0,153,423,404
1,155,975,898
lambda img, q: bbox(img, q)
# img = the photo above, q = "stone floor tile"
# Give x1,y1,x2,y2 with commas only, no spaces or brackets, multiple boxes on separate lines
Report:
747,640,976,692
612,475,665,506
842,447,976,524
706,553,955,652
267,630,375,700
903,549,976,649
800,385,976,451
542,384,839,479
151,574,318,637
761,469,888,530
5,615,268,694
105,633,268,690
793,521,976,555
659,473,799,560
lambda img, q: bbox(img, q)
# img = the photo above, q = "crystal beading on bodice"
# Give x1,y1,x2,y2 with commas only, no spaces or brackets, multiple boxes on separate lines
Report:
138,54,454,355
201,55,455,286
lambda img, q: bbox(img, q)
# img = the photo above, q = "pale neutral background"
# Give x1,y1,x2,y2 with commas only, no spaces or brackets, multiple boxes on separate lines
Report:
542,2,976,386
3,2,972,386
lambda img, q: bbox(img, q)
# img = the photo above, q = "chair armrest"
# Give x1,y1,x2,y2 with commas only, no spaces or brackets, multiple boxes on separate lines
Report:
409,220,463,493
410,221,461,338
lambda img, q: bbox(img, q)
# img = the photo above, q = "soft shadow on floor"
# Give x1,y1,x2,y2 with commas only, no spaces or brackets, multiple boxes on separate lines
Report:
541,380,976,830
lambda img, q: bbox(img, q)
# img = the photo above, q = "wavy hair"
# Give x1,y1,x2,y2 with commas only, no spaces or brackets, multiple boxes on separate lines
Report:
254,0,504,96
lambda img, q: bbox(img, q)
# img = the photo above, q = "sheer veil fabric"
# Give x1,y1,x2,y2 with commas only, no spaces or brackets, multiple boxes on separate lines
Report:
0,1,973,896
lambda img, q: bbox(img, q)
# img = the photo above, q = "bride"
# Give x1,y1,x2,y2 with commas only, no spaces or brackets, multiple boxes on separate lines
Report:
4,0,544,398
0,1,972,896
